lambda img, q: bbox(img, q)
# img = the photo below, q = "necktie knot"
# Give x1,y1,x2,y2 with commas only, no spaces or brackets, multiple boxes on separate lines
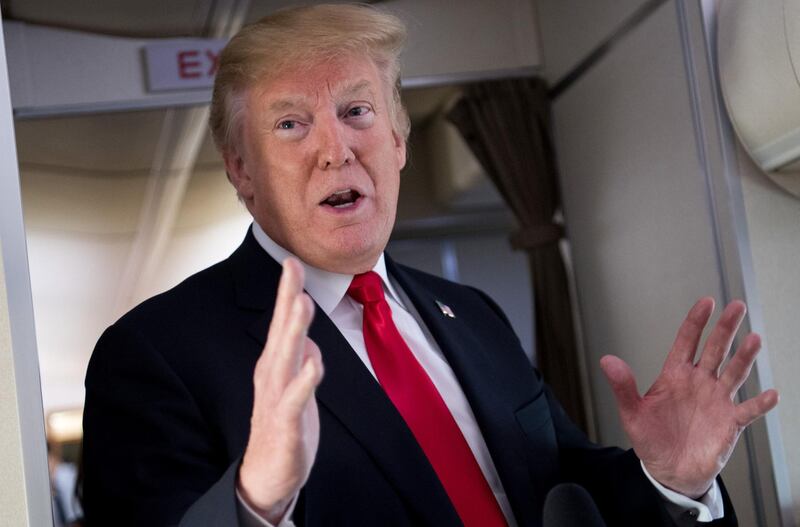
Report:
348,271,385,305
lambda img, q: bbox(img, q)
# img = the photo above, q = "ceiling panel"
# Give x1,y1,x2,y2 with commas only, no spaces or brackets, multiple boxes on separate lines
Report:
244,0,352,23
21,166,149,234
15,110,167,172
3,0,212,37
1,0,356,38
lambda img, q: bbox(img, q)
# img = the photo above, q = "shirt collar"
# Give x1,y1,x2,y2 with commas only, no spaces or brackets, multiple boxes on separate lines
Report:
251,222,404,315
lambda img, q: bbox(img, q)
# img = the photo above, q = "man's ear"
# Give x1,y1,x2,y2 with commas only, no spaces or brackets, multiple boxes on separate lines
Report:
223,146,254,202
393,130,407,171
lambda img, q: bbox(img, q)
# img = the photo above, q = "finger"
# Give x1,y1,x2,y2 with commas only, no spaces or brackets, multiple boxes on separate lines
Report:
270,294,315,386
266,258,305,350
256,258,305,378
281,341,324,419
662,297,714,371
720,333,761,397
697,301,746,374
735,389,779,428
600,355,641,419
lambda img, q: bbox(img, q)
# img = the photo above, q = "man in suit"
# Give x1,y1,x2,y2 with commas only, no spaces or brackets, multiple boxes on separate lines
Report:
82,4,778,526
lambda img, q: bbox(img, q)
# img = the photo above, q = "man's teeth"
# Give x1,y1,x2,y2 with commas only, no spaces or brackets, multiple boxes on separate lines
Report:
323,189,360,207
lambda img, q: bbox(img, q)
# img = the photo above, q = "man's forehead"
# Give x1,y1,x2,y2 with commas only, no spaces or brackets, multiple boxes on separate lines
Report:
259,77,378,110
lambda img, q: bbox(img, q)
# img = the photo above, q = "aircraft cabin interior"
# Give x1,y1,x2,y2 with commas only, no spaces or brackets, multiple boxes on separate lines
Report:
1,0,799,525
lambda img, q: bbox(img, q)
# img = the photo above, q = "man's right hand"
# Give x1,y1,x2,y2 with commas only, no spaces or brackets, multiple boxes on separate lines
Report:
237,258,324,523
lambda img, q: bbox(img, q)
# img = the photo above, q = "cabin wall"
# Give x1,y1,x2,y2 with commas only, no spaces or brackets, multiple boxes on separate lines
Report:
540,0,722,450
383,0,541,80
19,147,252,411
1,10,51,525
738,146,800,524
535,0,783,524
21,167,147,410
0,246,30,527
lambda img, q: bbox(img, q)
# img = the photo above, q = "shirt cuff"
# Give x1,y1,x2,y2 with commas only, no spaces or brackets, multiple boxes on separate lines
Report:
235,488,298,527
640,461,724,523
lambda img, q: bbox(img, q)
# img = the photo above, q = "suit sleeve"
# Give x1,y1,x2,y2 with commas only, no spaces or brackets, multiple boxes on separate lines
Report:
82,322,242,527
471,286,738,527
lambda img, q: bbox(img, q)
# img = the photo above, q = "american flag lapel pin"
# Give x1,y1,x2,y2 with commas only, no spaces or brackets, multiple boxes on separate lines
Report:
435,300,456,318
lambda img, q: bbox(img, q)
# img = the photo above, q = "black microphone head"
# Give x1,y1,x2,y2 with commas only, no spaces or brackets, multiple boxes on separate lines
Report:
543,483,607,527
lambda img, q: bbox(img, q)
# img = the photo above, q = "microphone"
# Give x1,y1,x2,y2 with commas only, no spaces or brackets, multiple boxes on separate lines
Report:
543,483,607,527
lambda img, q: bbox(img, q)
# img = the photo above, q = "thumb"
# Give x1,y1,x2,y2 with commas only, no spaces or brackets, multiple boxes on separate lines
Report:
600,355,641,418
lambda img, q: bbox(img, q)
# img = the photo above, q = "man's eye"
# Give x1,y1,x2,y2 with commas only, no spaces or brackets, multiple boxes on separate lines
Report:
277,120,297,130
346,106,370,117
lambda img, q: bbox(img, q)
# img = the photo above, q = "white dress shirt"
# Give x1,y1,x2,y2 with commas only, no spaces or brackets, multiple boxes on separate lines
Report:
238,223,722,526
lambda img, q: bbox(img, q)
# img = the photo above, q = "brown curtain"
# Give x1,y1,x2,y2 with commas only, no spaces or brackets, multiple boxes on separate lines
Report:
447,77,587,432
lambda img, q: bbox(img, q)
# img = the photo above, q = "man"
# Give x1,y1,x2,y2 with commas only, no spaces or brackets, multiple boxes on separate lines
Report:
82,4,778,526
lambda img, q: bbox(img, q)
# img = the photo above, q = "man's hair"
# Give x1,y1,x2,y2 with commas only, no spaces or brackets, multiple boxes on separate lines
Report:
209,3,410,154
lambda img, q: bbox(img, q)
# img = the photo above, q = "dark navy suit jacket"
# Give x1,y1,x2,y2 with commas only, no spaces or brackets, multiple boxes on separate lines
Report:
82,229,736,526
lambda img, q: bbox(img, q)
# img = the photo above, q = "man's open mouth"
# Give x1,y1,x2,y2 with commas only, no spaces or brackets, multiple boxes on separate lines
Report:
320,189,362,208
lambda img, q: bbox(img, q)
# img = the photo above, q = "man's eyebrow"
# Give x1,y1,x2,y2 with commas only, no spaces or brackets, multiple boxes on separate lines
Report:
336,80,376,101
267,96,307,114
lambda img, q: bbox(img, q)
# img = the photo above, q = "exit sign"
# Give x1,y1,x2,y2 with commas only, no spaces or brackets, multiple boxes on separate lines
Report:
143,39,228,92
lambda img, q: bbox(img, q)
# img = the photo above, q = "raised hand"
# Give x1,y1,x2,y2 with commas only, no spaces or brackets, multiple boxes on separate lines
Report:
237,258,324,521
600,297,779,498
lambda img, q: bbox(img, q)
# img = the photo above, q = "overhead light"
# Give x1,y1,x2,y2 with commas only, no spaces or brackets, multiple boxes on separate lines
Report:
46,408,83,443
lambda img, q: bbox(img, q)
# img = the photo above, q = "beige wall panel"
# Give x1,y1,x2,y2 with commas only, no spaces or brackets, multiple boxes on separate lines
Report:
739,147,800,524
536,0,649,82
384,0,541,79
551,1,724,446
20,166,149,411
146,165,251,301
20,168,148,234
0,246,29,527
26,229,136,411
543,1,761,524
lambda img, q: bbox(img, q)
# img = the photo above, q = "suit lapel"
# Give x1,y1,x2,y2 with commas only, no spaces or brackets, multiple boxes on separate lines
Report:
308,313,462,525
387,256,540,527
232,231,461,525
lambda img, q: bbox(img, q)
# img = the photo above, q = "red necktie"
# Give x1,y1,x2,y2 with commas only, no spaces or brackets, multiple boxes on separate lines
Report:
348,272,507,526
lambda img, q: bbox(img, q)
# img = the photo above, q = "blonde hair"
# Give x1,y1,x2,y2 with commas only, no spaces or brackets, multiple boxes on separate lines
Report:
209,3,409,154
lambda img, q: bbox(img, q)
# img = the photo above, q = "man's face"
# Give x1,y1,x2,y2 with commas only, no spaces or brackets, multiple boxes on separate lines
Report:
226,53,407,274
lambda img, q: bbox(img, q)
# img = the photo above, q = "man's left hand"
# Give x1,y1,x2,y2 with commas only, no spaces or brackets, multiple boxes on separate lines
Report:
600,297,779,498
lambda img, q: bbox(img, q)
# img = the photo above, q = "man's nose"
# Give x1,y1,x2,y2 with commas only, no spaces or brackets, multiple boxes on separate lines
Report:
315,116,354,170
